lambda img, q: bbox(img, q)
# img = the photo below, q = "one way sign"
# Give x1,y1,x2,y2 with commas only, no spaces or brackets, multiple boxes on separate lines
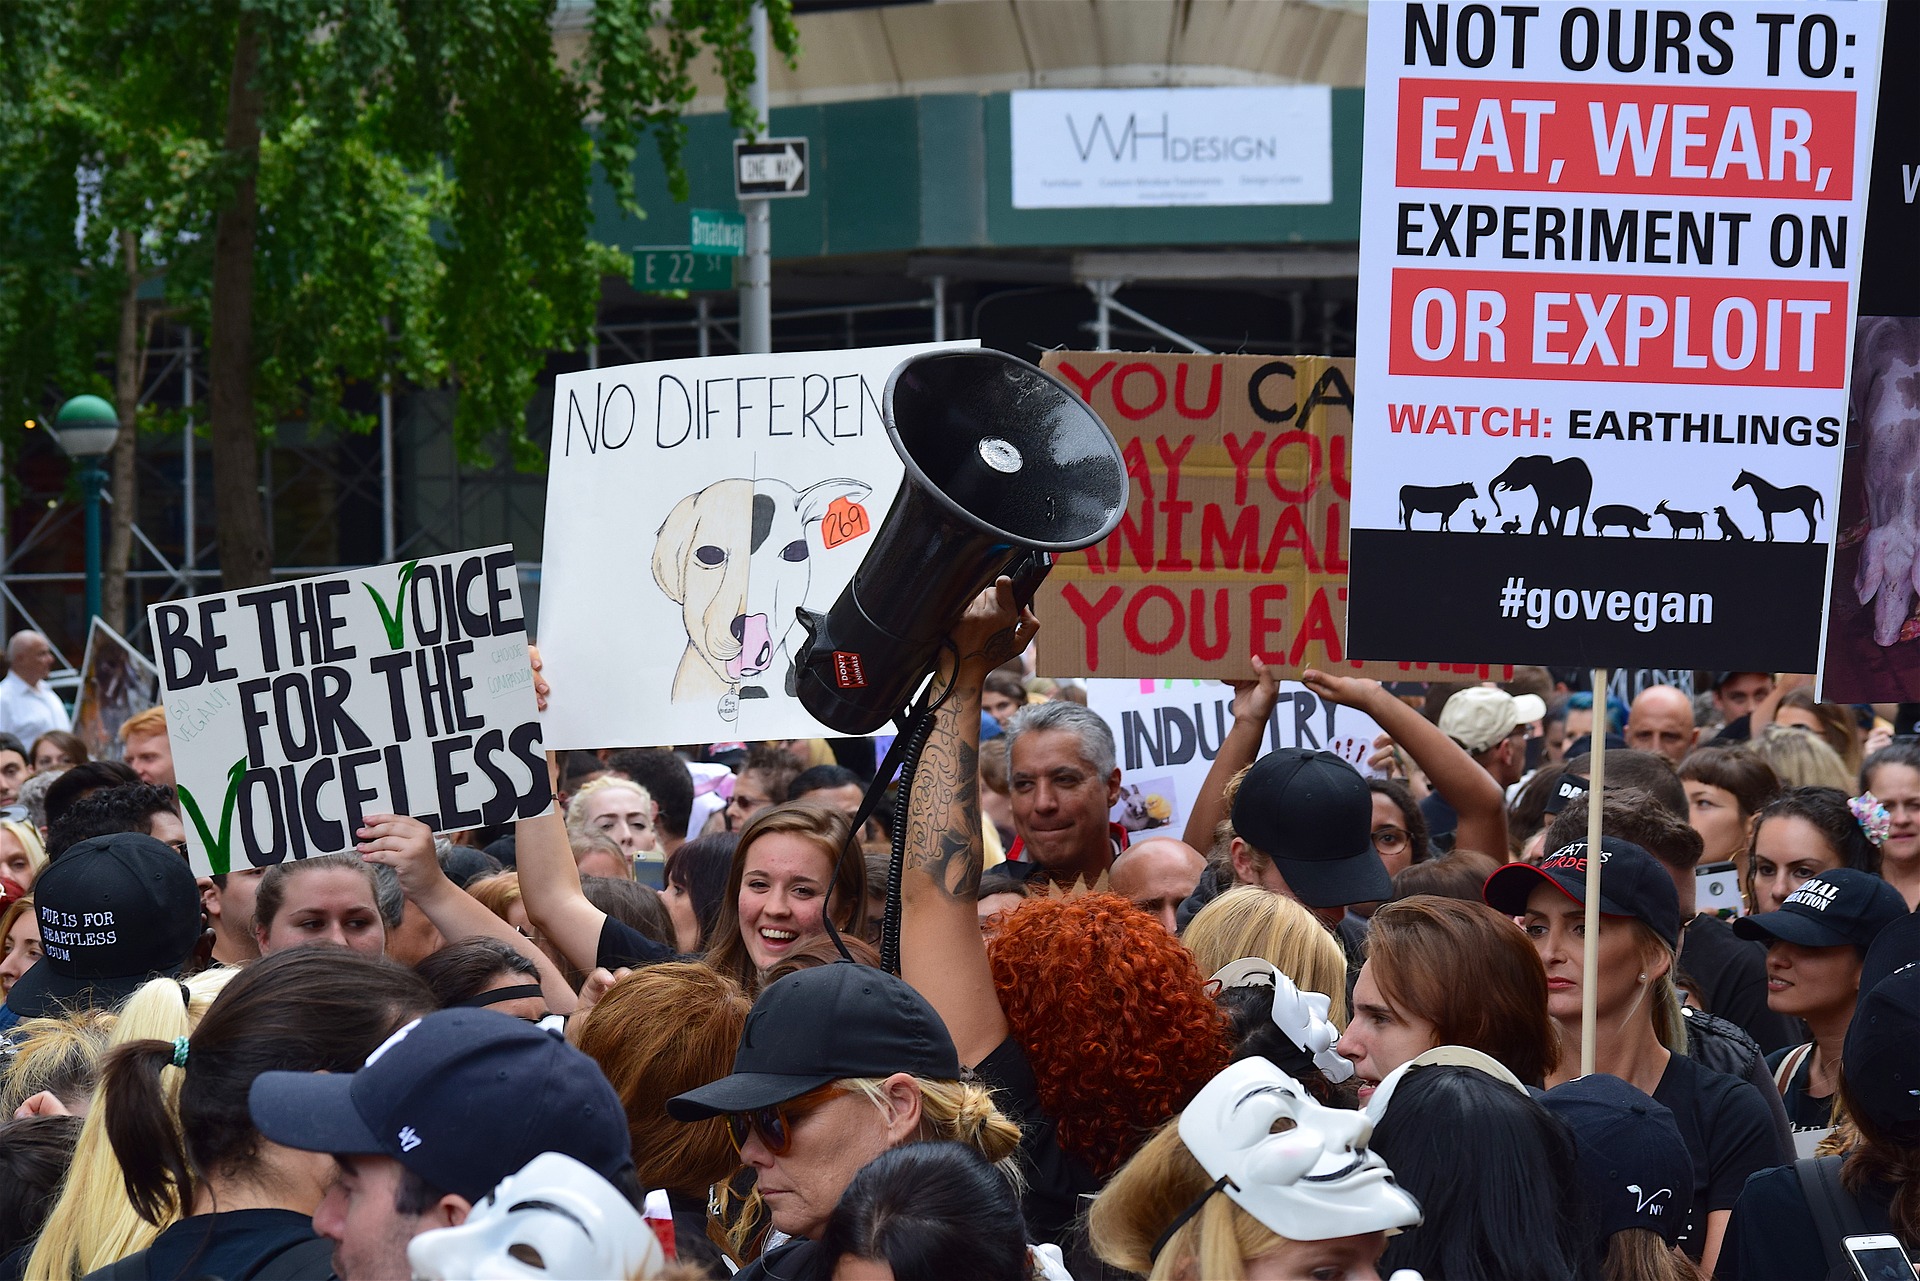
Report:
734,138,809,199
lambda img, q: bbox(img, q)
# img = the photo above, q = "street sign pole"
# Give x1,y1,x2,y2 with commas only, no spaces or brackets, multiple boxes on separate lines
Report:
739,0,771,354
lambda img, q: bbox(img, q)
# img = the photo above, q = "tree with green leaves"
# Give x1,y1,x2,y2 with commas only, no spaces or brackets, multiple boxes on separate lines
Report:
0,0,795,610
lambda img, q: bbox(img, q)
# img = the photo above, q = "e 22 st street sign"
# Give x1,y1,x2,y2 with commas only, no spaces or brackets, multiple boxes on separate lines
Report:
633,248,733,294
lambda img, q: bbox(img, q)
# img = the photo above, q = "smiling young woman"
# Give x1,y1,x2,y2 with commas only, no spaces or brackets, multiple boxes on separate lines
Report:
703,803,868,996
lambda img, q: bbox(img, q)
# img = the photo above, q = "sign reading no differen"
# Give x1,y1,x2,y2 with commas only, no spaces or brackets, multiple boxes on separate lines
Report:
735,138,809,198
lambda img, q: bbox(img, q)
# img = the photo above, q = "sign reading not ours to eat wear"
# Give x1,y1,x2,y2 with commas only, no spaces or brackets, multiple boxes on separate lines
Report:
1345,1,1885,671
148,547,551,876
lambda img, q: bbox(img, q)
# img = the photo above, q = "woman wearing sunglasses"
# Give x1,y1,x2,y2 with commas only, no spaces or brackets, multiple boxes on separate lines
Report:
668,962,1021,1281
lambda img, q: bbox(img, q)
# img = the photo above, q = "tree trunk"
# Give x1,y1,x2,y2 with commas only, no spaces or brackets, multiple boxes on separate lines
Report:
105,228,142,629
207,14,271,590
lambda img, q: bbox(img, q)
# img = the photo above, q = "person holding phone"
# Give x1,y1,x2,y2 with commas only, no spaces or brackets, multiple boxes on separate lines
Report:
1721,915,1920,1281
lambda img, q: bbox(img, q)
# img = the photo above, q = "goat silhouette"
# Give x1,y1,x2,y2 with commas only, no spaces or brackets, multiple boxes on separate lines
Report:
1655,500,1706,539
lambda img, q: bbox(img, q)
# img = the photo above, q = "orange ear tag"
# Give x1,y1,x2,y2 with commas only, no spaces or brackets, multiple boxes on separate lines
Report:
821,496,872,549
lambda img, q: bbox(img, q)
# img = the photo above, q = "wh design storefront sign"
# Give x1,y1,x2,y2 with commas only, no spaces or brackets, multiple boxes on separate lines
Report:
149,548,550,877
1010,87,1333,209
1347,1,1884,669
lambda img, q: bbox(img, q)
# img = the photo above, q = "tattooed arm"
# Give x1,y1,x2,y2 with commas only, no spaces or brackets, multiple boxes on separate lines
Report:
900,577,1035,1068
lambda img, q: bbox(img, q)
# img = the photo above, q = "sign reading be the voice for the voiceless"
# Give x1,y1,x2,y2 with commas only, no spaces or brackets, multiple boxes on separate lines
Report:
148,546,551,877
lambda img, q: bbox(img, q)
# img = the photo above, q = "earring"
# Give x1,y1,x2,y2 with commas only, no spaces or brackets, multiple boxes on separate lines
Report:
1637,972,1648,983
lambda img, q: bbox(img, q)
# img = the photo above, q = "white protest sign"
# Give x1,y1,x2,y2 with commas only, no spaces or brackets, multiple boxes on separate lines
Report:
538,341,975,748
1086,678,1383,840
148,547,550,876
1011,87,1333,209
1345,2,1884,671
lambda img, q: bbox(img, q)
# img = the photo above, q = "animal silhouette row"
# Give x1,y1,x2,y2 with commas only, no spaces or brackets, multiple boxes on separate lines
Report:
1397,456,1822,542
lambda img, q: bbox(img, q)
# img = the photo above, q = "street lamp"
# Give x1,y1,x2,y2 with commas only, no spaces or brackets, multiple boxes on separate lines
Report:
50,394,119,624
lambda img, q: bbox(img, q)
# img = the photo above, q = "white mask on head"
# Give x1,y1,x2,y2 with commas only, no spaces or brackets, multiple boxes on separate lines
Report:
1177,1058,1422,1245
406,1153,664,1281
1208,958,1354,1083
1363,1045,1529,1126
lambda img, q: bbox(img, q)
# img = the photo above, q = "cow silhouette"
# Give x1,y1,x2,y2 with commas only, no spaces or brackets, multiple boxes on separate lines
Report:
1715,506,1748,541
1733,469,1824,542
1593,504,1653,537
1399,482,1477,532
1489,456,1593,535
1655,501,1706,539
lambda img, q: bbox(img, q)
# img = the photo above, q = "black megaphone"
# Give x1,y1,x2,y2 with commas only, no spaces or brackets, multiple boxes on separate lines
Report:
791,349,1129,734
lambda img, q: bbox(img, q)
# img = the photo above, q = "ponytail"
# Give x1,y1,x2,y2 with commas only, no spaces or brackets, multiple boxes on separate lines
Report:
99,1039,193,1225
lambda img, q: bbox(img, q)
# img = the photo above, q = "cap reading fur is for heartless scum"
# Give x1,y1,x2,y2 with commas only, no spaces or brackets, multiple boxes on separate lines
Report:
248,1009,632,1204
669,962,961,1120
1483,837,1680,949
1228,749,1389,910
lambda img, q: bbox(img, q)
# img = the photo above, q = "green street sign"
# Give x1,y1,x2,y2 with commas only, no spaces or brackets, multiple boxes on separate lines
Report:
690,208,746,257
633,248,733,293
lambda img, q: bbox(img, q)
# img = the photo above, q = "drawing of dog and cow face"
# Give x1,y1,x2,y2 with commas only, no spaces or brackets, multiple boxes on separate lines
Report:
652,476,871,722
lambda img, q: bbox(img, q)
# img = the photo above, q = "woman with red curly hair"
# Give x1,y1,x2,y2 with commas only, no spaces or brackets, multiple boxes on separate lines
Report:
899,580,1232,1245
987,892,1232,1176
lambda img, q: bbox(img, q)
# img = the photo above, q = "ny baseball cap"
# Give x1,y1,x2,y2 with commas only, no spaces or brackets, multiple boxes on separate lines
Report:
669,962,961,1120
4,832,202,1020
1542,1074,1694,1247
248,1009,632,1203
1483,837,1680,949
1732,869,1908,951
1439,687,1546,754
1229,749,1389,909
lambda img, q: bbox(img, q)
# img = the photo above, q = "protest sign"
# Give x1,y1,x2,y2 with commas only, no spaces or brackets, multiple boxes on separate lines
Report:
1033,350,1515,685
538,341,973,749
148,548,548,876
1087,677,1384,839
71,619,159,762
1346,1,1885,671
1820,2,1920,700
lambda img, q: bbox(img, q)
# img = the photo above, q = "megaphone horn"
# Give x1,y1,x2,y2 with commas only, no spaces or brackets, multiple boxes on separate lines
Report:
792,349,1130,734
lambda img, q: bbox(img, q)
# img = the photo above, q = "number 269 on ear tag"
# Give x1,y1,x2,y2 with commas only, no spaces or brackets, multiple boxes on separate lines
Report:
821,496,872,549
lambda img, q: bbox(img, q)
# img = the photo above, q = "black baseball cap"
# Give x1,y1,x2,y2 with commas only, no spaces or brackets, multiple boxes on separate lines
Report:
1845,959,1920,1140
1542,1074,1694,1247
669,962,961,1120
1229,749,1388,909
1732,869,1908,951
1541,772,1590,817
1483,837,1681,949
248,1009,632,1203
4,832,202,1020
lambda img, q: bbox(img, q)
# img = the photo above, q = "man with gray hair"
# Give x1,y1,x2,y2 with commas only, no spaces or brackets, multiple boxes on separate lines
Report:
1002,700,1125,887
0,630,69,743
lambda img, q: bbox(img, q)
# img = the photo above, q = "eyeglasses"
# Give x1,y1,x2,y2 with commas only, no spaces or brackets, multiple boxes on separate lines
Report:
1372,826,1411,856
725,1084,843,1156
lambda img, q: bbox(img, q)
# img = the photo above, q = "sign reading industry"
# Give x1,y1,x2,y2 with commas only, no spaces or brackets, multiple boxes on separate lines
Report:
1011,86,1334,210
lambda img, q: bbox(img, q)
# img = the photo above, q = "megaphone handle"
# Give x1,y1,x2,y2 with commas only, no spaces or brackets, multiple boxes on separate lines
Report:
1007,551,1054,611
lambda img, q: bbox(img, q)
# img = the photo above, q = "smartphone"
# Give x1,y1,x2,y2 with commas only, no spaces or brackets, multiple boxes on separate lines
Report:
1695,860,1744,918
1846,1234,1919,1281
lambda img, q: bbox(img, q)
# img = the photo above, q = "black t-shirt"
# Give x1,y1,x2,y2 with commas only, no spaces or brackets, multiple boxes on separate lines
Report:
1720,1165,1900,1281
733,1237,815,1281
1682,914,1803,1055
974,1036,1102,1247
79,1209,328,1281
1652,1052,1791,1261
1765,1044,1836,1131
595,914,681,972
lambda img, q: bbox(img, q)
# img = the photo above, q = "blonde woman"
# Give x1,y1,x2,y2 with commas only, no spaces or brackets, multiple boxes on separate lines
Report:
1183,885,1350,1026
1747,723,1854,792
26,965,239,1279
566,776,657,855
0,818,46,890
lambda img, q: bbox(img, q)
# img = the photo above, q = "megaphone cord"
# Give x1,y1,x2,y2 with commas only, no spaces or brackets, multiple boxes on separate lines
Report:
819,645,960,975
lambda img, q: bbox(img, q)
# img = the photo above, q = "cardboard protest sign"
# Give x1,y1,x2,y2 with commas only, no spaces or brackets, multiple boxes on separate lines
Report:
1033,350,1515,685
71,619,160,762
1087,678,1384,839
1820,2,1920,699
148,548,549,875
538,341,973,749
1346,1,1884,671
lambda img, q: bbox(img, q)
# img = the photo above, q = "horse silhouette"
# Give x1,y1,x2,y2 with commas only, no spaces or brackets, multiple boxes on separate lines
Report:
1733,470,1823,542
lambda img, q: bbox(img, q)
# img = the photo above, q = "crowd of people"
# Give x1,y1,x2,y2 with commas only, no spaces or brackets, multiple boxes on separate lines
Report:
0,608,1917,1280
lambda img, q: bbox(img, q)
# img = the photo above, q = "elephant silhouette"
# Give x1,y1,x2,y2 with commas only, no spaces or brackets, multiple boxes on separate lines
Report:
1489,456,1593,535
